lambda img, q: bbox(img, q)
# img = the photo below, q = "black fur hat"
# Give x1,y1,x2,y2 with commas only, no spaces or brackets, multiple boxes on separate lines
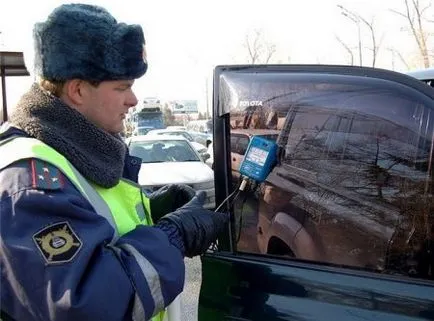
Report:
32,3,147,81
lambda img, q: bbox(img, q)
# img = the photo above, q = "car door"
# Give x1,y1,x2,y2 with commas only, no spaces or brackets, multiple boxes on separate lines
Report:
199,65,434,321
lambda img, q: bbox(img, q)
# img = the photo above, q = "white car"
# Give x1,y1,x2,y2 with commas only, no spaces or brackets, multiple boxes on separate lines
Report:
205,143,213,168
146,129,211,161
165,126,187,131
127,135,215,209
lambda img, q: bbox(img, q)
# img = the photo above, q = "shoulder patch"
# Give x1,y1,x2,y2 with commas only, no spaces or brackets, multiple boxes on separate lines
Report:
29,159,64,190
33,222,82,264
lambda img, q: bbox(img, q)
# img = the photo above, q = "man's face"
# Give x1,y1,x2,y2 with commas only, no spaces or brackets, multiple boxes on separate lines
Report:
80,80,138,134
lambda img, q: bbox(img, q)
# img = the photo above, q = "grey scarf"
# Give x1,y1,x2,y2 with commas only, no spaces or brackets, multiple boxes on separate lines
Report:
11,83,126,188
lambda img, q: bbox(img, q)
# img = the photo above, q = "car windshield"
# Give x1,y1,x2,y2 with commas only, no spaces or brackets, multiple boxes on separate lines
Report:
137,127,152,135
129,140,200,163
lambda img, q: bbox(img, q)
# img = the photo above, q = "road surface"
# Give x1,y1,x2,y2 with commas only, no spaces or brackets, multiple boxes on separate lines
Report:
181,257,202,321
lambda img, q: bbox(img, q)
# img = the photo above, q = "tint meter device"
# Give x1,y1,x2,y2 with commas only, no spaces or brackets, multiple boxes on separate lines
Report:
239,136,278,182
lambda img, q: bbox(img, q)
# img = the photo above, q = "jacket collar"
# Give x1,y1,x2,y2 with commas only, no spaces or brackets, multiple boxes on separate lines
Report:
9,84,127,188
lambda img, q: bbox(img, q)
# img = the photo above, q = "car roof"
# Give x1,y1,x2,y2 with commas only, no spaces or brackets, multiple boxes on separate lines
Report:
128,134,188,142
147,128,187,134
166,126,186,130
406,67,434,81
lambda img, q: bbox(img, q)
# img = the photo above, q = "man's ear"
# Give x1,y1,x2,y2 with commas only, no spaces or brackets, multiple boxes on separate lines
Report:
63,79,86,106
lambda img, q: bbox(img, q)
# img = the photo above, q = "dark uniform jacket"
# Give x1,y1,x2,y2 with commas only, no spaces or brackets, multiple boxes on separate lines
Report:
0,126,185,321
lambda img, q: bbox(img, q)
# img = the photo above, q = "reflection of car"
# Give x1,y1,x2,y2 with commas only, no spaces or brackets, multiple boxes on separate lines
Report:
146,129,211,161
257,110,433,267
127,135,215,209
199,65,434,321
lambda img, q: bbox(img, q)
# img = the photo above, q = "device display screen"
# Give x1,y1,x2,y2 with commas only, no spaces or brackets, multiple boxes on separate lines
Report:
245,147,269,166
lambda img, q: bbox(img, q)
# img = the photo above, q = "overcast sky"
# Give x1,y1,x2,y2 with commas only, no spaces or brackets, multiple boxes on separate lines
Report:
1,0,432,113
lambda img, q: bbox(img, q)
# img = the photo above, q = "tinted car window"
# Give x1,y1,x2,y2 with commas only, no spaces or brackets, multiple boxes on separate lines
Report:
231,134,250,155
279,105,433,273
225,73,434,281
230,135,240,153
237,136,250,155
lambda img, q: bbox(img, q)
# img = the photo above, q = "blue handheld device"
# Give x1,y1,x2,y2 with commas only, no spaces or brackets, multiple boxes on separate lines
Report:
239,136,278,182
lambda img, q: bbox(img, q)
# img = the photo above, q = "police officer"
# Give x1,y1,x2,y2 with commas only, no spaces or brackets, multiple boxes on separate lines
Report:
0,4,227,321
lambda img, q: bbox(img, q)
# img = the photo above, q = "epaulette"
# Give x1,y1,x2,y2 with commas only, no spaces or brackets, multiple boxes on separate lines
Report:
29,159,64,190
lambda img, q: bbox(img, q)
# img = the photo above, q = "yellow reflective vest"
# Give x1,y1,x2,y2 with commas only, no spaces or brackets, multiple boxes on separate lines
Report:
0,136,165,321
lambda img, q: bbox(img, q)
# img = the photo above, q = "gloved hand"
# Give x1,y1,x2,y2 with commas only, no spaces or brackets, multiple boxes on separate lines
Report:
156,191,229,257
148,184,196,222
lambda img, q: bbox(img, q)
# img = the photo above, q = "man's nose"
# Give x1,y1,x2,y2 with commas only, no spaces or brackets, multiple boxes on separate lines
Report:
126,91,138,107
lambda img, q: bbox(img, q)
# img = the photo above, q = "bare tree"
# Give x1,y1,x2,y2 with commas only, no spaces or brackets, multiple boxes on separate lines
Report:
245,30,260,64
338,5,363,66
243,29,277,64
335,35,355,65
338,5,383,67
387,47,411,70
358,17,383,67
391,0,432,67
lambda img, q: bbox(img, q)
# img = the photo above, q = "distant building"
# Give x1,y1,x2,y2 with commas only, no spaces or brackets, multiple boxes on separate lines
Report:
168,100,198,114
165,100,200,125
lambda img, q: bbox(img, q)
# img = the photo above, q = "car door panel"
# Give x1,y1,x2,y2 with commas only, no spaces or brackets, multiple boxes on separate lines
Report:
200,253,434,321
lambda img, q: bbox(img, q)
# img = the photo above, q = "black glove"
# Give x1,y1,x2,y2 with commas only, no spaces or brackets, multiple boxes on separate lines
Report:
156,191,229,257
148,184,196,222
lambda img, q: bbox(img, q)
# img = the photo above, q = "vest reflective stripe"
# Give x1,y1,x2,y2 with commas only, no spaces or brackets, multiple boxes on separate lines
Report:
0,136,166,321
133,293,147,321
120,244,165,318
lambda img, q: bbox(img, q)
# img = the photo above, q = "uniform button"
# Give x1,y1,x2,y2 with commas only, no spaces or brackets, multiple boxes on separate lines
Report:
131,159,139,165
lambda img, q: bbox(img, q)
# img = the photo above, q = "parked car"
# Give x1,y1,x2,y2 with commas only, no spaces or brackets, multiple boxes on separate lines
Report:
199,65,434,321
189,131,213,148
147,129,210,161
127,135,215,209
186,119,213,134
132,126,153,136
148,128,212,147
406,67,434,87
146,129,211,161
166,125,187,130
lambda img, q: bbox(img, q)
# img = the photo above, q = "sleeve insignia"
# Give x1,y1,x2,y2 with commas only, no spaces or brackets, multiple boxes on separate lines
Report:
30,159,64,190
33,222,82,264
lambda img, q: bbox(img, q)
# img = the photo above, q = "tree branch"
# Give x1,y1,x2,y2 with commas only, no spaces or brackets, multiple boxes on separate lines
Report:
335,35,354,65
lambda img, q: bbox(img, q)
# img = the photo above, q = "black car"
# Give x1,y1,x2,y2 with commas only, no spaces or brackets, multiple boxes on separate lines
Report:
199,65,434,321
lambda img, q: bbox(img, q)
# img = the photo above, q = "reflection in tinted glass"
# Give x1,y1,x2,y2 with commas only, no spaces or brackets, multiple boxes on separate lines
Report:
225,72,434,281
